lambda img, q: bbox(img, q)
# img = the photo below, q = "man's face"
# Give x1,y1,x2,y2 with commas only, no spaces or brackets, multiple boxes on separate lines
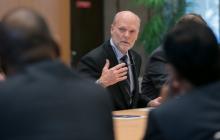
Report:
111,13,140,54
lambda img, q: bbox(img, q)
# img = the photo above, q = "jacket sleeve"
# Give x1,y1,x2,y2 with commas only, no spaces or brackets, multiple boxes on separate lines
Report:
77,55,103,80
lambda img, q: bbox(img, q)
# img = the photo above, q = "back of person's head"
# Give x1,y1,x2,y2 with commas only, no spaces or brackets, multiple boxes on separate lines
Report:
176,13,207,25
0,8,60,75
163,22,220,86
2,7,51,37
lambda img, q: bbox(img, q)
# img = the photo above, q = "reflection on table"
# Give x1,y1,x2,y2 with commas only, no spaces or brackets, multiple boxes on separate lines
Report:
113,108,152,140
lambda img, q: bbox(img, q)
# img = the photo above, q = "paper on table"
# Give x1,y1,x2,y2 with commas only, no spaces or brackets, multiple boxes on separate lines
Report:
136,107,154,112
113,115,145,120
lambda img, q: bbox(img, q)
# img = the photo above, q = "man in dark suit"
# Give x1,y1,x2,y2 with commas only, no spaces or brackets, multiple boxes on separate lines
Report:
0,8,114,140
78,11,161,110
143,21,220,140
141,46,168,99
141,13,207,101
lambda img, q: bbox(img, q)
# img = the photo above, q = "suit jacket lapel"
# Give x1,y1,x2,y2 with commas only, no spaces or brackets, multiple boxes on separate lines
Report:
103,41,119,68
129,51,138,87
128,51,140,107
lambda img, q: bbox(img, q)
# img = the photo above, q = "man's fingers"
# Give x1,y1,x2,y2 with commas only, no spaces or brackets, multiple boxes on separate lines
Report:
117,71,127,77
116,67,128,73
111,63,126,70
117,76,127,82
156,97,163,102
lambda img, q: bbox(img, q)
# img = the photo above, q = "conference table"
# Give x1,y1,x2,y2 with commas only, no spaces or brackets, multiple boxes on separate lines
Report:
113,108,152,140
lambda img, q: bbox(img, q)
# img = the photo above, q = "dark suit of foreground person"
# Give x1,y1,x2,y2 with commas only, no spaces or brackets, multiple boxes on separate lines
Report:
0,8,114,140
78,11,161,110
144,22,220,140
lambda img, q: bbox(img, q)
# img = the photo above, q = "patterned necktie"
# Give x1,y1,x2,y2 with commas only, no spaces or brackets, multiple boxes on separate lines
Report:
120,55,130,84
120,55,133,103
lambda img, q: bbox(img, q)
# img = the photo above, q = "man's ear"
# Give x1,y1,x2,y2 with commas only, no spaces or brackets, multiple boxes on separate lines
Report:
166,64,192,94
166,64,183,94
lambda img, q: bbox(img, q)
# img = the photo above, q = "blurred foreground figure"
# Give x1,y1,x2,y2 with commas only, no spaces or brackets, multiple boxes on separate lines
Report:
0,8,114,140
144,22,220,140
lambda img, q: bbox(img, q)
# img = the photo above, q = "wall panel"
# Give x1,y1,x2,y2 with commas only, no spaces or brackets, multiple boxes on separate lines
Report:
0,0,70,64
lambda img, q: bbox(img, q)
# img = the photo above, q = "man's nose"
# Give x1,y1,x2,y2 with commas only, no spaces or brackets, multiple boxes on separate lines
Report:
124,31,129,38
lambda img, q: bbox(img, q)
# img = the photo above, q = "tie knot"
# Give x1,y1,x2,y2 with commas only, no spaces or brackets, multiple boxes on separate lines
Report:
120,55,128,63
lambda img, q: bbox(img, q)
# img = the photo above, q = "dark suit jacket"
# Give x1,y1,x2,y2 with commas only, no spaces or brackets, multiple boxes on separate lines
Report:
0,60,114,140
141,46,168,99
77,40,150,110
144,81,220,140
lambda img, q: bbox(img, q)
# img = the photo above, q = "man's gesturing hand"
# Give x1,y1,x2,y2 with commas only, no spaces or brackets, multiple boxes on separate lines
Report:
97,59,128,87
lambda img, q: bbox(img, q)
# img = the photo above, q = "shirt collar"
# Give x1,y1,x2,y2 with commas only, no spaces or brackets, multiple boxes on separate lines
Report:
110,38,128,61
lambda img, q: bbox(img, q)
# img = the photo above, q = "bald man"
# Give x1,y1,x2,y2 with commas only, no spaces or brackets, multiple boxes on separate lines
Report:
78,11,161,110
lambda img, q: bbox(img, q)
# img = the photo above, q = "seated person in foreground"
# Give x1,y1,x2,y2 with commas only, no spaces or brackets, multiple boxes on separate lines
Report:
0,8,114,140
141,13,207,100
143,22,220,140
